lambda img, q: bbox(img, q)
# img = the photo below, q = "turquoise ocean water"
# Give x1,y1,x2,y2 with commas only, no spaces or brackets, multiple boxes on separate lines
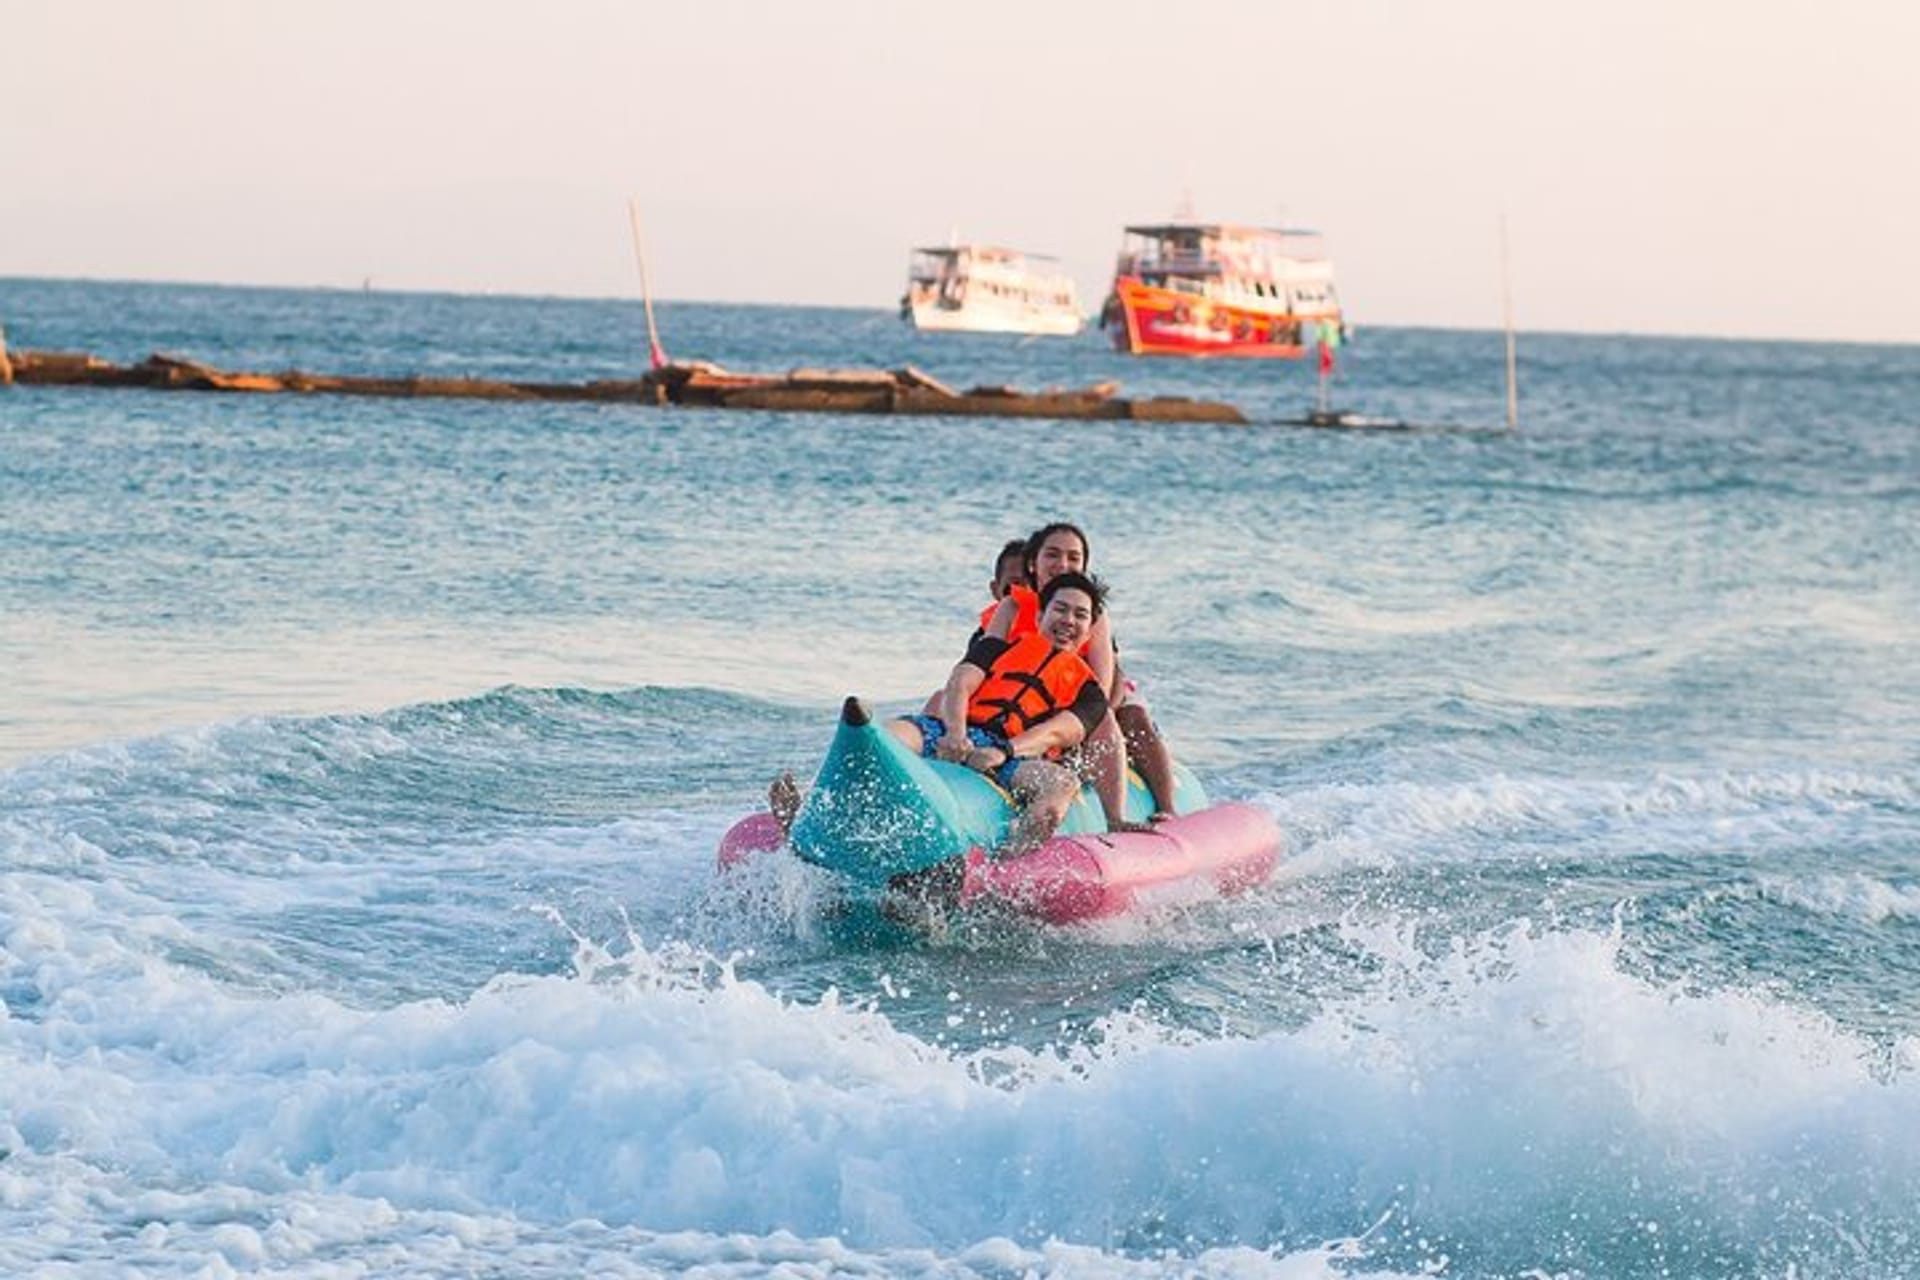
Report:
2,277,1917,1277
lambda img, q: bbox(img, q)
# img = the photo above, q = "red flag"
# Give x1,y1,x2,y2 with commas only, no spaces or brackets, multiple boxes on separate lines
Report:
1318,341,1335,375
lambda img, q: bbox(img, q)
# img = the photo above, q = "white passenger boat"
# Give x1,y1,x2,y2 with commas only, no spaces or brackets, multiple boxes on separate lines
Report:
901,244,1085,336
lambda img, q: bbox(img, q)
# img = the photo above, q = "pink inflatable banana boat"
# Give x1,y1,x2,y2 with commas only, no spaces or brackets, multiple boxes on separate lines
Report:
719,697,1280,925
954,801,1281,924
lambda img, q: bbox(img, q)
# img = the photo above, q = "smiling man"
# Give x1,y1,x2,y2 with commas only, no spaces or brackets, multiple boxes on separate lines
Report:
888,571,1111,856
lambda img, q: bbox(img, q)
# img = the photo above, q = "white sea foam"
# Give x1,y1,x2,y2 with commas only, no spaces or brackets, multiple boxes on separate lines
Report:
1,872,1394,1275
5,861,1917,1276
1753,872,1920,925
1257,764,1919,878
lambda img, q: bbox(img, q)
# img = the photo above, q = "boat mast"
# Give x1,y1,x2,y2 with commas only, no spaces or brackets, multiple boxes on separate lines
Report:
627,200,668,371
1501,213,1519,431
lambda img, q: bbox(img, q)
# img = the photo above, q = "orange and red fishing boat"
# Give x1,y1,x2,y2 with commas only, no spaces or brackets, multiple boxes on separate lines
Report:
1101,222,1344,358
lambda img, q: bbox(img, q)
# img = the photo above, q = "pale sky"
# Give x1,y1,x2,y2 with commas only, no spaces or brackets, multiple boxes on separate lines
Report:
2,0,1915,344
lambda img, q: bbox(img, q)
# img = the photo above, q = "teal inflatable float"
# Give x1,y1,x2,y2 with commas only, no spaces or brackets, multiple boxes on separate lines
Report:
788,697,1207,890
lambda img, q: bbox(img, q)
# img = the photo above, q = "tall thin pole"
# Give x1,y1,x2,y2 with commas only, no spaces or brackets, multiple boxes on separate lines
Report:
1501,213,1519,431
628,201,668,371
1316,335,1331,418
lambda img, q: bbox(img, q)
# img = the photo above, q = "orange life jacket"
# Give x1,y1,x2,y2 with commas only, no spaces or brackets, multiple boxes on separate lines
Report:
968,633,1096,751
1000,584,1041,642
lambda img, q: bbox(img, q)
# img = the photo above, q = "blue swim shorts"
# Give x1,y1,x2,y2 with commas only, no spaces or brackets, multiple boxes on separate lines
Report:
901,714,1023,791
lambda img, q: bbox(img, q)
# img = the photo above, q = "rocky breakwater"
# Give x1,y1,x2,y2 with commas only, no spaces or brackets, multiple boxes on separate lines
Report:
2,348,1248,425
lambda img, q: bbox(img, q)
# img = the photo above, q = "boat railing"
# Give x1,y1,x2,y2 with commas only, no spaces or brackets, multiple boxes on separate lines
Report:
1120,252,1226,276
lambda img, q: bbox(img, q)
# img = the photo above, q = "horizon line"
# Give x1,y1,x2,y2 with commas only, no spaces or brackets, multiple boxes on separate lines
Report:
1,271,1912,352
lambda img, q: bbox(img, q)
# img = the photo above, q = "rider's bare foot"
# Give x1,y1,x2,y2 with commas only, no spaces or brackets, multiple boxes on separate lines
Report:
768,771,802,834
